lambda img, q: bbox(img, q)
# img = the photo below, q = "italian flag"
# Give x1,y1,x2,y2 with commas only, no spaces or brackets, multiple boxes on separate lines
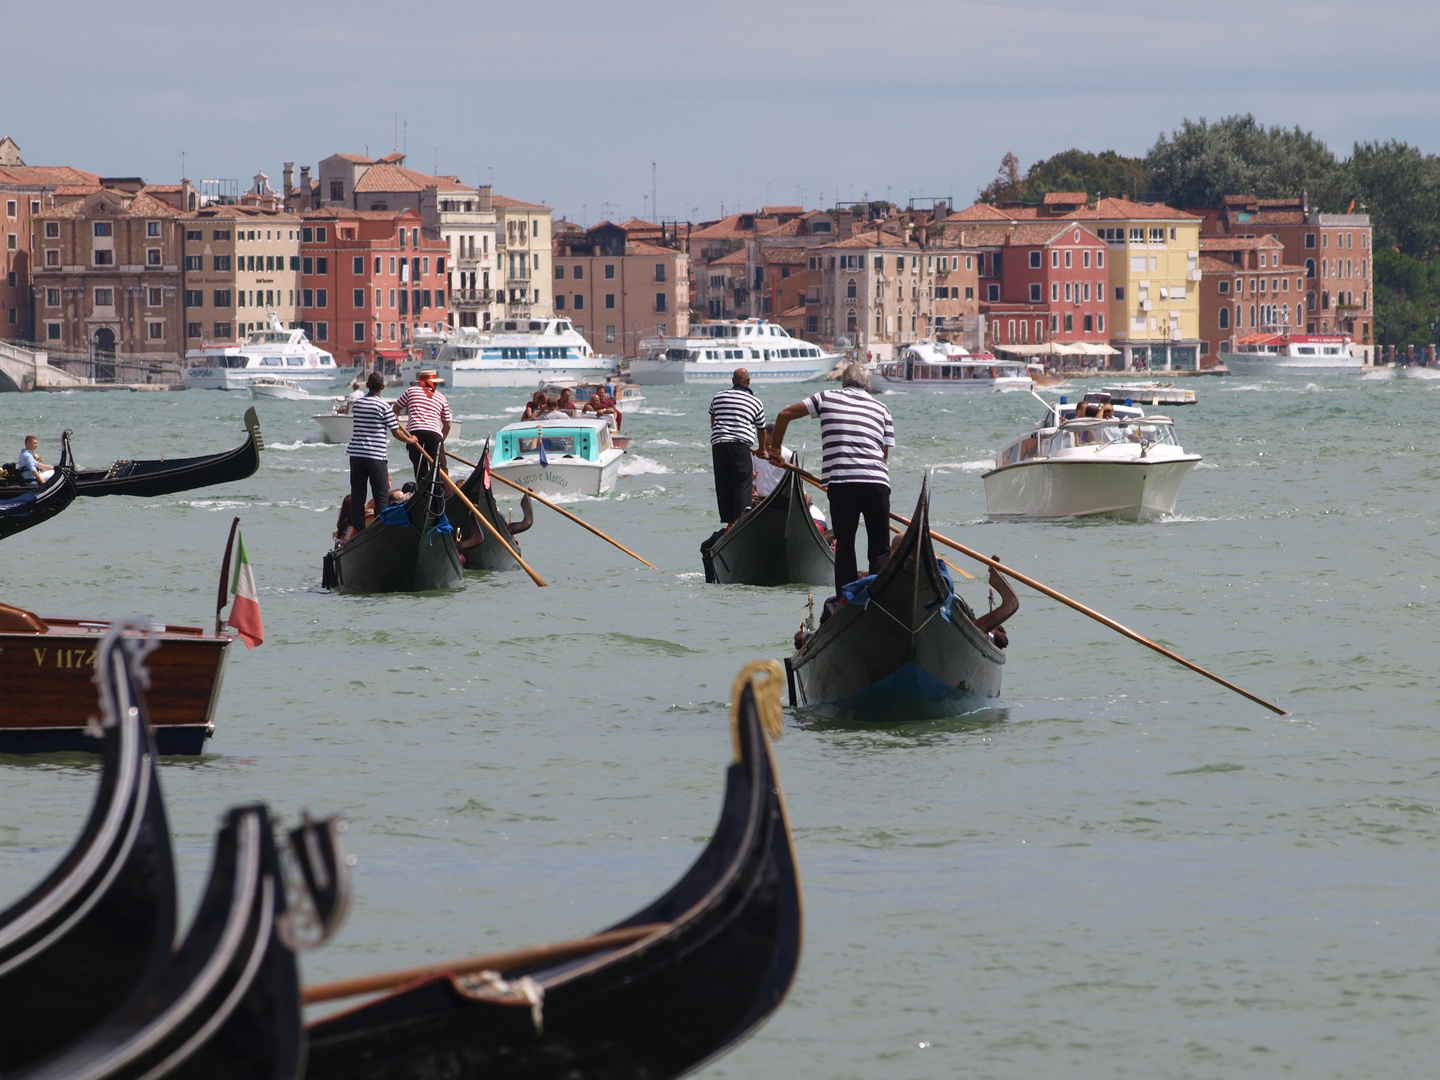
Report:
227,532,264,649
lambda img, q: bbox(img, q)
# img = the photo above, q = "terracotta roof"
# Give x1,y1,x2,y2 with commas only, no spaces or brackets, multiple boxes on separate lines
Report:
761,205,802,215
764,248,809,264
619,217,659,231
1042,192,1088,205
1079,197,1200,222
626,240,682,257
187,204,299,221
946,202,1015,222
1197,255,1237,275
333,153,373,164
1199,236,1283,251
710,249,748,266
143,184,183,193
51,183,103,197
376,151,406,165
39,189,179,219
0,164,102,188
690,212,778,240
492,193,551,211
353,163,427,193
303,207,423,221
814,230,912,250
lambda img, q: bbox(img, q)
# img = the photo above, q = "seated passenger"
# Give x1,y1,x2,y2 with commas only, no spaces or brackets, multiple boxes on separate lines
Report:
520,391,548,422
584,386,622,430
18,435,53,485
336,378,364,414
555,388,578,416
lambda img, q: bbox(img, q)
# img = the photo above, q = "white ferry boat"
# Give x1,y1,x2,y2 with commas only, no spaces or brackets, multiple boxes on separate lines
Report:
184,314,340,391
876,341,1033,393
1223,333,1362,375
398,320,617,388
983,392,1202,520
629,320,837,384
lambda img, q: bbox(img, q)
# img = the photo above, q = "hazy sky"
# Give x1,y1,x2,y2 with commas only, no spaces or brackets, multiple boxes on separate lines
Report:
10,0,1440,224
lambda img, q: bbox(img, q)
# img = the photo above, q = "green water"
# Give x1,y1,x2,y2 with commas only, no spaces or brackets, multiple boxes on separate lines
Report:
2,369,1438,1079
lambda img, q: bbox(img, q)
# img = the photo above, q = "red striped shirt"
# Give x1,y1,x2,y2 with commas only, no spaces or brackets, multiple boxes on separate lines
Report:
395,386,452,433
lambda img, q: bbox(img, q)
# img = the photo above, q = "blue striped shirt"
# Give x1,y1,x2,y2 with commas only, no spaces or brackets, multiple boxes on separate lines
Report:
347,394,398,459
804,387,895,486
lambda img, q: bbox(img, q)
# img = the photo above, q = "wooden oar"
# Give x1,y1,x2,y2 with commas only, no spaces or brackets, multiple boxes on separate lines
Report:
887,521,974,579
446,450,657,570
770,456,1287,715
414,447,547,587
302,922,669,1005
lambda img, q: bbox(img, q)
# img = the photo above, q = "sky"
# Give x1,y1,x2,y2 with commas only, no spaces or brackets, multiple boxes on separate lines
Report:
9,0,1440,225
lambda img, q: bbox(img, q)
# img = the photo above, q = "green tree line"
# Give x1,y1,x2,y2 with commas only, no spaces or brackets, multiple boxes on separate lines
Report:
978,115,1440,344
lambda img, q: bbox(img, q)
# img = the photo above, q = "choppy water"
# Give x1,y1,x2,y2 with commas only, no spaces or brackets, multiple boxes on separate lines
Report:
2,371,1438,1079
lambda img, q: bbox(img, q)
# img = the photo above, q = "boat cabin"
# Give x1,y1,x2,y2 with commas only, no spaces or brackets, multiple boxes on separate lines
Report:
494,418,614,465
1234,333,1353,358
998,394,1179,467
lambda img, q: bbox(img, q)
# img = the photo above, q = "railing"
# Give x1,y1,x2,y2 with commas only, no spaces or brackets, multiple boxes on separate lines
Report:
450,288,494,305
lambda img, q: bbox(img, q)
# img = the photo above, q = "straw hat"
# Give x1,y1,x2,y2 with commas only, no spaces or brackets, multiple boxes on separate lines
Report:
417,368,445,383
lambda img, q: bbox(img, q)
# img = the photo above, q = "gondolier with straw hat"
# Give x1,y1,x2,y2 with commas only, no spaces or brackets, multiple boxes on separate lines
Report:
770,362,895,596
708,368,768,526
394,368,452,482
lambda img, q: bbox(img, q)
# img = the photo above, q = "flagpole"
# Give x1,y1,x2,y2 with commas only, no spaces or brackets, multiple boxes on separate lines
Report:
216,516,240,635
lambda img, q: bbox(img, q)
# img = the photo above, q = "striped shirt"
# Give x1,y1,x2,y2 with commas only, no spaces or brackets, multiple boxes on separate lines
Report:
709,386,766,445
395,386,452,433
346,394,399,460
804,387,895,487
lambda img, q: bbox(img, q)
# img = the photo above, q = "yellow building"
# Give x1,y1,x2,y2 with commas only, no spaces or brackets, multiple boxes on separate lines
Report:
181,204,300,346
493,194,552,321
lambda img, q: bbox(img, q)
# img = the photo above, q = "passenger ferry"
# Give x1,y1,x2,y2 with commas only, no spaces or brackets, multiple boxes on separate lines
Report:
184,314,340,391
398,319,617,388
629,320,838,384
1223,333,1361,375
876,341,1033,393
489,417,624,497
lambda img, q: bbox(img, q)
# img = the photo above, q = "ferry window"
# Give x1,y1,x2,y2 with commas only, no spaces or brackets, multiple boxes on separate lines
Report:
895,257,904,272
605,264,615,279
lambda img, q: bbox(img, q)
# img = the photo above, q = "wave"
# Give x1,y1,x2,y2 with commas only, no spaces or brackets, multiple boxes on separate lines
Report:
932,459,993,473
265,439,312,451
619,454,671,476
1194,461,1219,469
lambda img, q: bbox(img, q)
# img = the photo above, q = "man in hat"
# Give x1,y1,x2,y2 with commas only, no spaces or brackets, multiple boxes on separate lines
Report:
394,368,453,481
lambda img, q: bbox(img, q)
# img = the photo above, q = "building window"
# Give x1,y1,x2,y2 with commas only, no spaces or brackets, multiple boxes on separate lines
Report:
94,249,113,265
353,322,365,341
573,294,584,310
316,227,327,242
1029,283,1041,302
213,290,231,307
965,286,974,300
146,221,161,237
45,288,59,307
46,322,62,341
573,264,583,280
1051,282,1059,301
94,288,114,306
555,294,566,310
185,290,203,307
214,322,232,339
214,255,230,270
604,264,615,279
1219,307,1229,329
315,257,328,273
330,181,344,201
1064,313,1073,332
1219,280,1230,294
1083,251,1091,268
846,278,857,299
148,321,164,340
45,221,59,238
605,324,616,343
555,265,565,280
352,256,364,274
186,322,202,338
186,229,202,241
147,287,161,306
1083,314,1093,332
316,289,328,307
147,248,162,266
185,255,202,271
94,221,111,237
4,200,14,217
315,322,328,341
987,284,999,302
1114,286,1125,301
654,263,666,283
353,289,365,308
604,293,615,309
1064,250,1072,268
655,293,667,313
1097,313,1104,332
1029,251,1041,269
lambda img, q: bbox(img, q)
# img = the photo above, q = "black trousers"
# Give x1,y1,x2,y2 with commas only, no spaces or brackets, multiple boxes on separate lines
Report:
407,429,446,481
827,481,891,594
712,442,754,524
349,456,389,531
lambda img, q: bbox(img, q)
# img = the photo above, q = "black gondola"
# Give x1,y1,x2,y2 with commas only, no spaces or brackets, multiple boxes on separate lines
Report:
0,432,76,540
0,410,261,501
703,465,834,586
444,443,526,572
322,462,463,593
305,660,803,1080
0,623,177,1073
786,481,1009,720
17,805,304,1080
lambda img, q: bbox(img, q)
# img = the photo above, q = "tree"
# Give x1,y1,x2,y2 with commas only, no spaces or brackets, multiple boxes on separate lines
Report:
978,152,1023,204
1022,149,1152,201
1145,114,1344,209
1345,141,1440,256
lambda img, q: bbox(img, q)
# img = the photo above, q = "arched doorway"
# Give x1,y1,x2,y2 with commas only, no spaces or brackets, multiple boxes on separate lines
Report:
93,327,116,382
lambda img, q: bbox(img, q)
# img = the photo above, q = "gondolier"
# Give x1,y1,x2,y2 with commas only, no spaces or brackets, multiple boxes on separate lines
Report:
708,368,768,525
770,362,895,594
394,369,452,481
347,372,416,538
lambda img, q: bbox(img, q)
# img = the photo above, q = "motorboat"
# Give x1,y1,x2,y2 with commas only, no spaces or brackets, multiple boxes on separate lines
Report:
630,319,837,384
312,404,462,445
1223,333,1362,375
490,417,624,497
249,376,310,400
399,319,617,388
183,312,341,390
876,341,1033,393
983,392,1202,520
540,377,645,408
1103,382,1197,406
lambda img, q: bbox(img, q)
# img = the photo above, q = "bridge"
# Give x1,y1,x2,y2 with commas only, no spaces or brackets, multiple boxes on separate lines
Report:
0,340,91,392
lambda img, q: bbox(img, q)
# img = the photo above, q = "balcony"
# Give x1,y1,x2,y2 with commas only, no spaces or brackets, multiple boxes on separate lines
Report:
450,288,494,308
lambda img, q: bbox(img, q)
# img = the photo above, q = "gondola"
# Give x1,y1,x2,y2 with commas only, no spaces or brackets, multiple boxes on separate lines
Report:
0,431,76,540
16,805,303,1080
0,624,177,1073
786,481,1009,720
305,660,803,1080
703,466,834,587
322,463,463,593
444,442,527,573
0,411,262,502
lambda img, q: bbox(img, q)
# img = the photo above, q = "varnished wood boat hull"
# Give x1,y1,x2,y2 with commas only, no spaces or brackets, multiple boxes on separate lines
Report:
788,484,1005,720
705,467,834,587
0,623,230,755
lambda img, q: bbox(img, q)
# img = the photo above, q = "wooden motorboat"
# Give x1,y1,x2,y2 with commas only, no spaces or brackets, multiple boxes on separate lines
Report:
17,805,303,1080
704,466,833,587
304,661,803,1080
490,418,623,497
249,376,310,400
322,470,463,594
443,445,526,573
0,432,75,540
0,626,178,1073
0,602,233,755
0,410,262,501
787,483,1008,720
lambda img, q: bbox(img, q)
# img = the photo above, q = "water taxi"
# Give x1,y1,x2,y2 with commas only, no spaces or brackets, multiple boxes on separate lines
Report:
490,417,624,496
983,393,1202,520
876,341,1033,393
184,313,340,391
1102,382,1197,406
1223,333,1361,375
399,320,617,388
630,320,837,384
249,376,310,400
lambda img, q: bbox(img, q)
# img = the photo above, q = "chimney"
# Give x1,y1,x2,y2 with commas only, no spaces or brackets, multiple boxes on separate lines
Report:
478,184,492,212
283,162,295,198
837,208,854,240
299,166,312,209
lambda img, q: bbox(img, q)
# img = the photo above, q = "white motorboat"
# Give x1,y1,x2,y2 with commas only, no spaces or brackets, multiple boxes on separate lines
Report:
398,320,617,388
629,320,837,384
249,377,310,400
539,378,645,408
1223,333,1362,375
1102,383,1197,406
983,392,1202,520
489,417,624,497
876,341,1033,393
312,404,463,445
184,313,340,390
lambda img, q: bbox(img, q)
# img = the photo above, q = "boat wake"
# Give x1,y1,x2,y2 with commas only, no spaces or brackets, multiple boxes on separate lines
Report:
619,454,671,476
932,460,994,473
265,439,311,451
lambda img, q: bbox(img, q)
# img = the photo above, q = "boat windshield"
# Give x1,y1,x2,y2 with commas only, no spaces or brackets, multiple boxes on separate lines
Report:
519,435,575,456
1056,419,1179,449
